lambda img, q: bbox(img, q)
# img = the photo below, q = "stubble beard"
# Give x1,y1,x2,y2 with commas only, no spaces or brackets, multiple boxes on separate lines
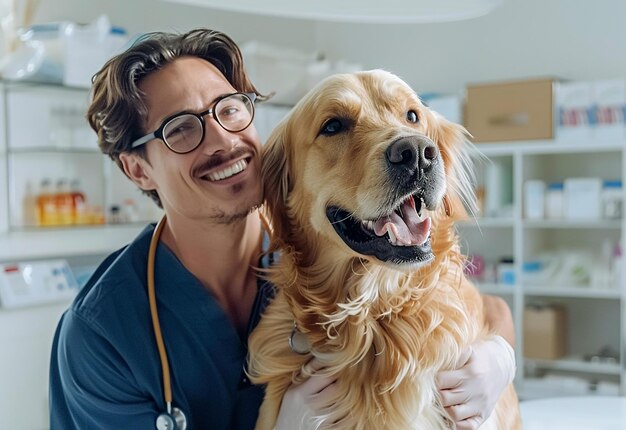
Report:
210,196,263,226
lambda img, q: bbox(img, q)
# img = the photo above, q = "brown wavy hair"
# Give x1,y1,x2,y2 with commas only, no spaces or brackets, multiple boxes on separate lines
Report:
87,28,266,207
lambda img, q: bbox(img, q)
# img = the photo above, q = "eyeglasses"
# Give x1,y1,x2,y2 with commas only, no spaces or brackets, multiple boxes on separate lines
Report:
130,92,257,154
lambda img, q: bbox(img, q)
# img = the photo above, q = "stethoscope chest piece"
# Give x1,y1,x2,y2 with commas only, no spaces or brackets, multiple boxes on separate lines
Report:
156,407,187,430
289,322,311,355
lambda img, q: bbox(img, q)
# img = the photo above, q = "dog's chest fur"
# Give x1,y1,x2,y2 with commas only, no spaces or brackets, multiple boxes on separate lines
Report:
250,256,483,429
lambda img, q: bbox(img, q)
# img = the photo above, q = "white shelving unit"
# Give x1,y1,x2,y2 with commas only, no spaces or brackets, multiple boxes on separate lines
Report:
459,139,626,399
0,80,162,264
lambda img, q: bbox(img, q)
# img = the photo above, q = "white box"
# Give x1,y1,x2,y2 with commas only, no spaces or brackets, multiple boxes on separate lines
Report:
563,177,602,219
593,80,626,141
63,22,128,88
524,180,546,219
556,81,594,143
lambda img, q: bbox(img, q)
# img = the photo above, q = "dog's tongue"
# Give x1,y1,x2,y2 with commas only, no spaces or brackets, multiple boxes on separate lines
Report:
373,198,431,246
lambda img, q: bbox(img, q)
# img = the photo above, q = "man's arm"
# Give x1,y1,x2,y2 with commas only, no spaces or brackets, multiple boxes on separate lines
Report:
482,294,515,346
50,311,157,429
436,294,516,430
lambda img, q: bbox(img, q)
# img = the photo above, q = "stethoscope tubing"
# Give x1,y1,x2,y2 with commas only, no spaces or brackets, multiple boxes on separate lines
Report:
148,216,176,414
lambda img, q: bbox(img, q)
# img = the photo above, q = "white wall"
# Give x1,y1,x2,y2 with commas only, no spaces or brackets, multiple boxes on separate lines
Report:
34,0,626,94
315,0,626,94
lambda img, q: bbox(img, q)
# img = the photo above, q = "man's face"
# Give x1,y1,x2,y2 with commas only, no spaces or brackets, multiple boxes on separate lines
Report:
132,56,263,224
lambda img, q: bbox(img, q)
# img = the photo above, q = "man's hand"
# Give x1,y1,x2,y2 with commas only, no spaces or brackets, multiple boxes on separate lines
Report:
275,359,337,430
436,335,516,430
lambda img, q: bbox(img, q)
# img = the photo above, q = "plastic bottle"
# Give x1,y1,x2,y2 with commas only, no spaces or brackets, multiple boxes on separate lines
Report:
545,182,564,219
36,179,56,226
122,199,139,223
55,178,74,226
22,181,37,226
602,180,622,219
524,180,545,219
70,179,87,225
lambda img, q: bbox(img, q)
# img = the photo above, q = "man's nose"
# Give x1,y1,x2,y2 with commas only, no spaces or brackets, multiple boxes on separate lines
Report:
198,119,239,154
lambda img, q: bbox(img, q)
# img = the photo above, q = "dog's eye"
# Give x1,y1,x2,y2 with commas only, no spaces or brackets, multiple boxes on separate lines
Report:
320,118,344,136
406,110,419,124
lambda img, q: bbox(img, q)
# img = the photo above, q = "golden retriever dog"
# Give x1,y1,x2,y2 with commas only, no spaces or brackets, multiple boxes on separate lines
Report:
248,69,520,429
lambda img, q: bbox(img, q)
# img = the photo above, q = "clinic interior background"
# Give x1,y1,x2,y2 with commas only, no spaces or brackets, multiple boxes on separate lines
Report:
1,0,626,429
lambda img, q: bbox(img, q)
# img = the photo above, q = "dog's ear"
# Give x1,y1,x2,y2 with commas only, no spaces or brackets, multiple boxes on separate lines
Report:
261,123,291,245
428,113,477,220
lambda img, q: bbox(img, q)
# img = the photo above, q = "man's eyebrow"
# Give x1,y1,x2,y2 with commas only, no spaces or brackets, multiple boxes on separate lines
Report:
150,91,237,127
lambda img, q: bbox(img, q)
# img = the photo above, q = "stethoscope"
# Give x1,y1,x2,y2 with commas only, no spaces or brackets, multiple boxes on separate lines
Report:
148,215,188,430
147,214,311,429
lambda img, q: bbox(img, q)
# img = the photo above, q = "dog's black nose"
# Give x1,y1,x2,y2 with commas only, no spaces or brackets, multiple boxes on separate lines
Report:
385,136,438,175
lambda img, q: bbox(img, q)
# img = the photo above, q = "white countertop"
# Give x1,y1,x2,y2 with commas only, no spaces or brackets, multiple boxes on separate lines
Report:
0,224,149,261
520,396,626,430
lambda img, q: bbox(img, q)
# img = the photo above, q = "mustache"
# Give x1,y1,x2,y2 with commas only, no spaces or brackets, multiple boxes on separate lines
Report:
192,146,254,176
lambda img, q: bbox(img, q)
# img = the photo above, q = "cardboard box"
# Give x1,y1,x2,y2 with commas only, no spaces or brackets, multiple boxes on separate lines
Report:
523,305,568,360
465,79,555,142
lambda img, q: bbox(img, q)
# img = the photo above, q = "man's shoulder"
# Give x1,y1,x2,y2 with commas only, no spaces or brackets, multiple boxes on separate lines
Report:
70,224,155,324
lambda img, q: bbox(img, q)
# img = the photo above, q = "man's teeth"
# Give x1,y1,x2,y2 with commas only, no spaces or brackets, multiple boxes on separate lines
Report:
208,160,247,181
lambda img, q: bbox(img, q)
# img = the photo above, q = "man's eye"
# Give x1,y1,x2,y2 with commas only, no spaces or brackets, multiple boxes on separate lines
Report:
407,110,419,124
320,118,344,136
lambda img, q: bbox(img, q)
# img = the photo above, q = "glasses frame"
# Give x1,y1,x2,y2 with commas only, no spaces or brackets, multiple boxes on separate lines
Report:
130,92,257,154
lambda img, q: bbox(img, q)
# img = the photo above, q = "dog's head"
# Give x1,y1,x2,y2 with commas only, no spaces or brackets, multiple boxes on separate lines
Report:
262,70,474,270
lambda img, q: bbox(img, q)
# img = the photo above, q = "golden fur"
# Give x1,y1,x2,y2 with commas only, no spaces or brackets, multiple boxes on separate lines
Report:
248,70,520,429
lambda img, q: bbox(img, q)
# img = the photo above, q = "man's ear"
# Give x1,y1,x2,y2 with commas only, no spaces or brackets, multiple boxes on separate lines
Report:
118,152,157,191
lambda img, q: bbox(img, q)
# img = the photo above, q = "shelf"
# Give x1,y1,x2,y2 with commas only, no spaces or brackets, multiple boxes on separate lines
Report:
523,286,622,299
525,356,621,376
476,282,515,295
0,223,150,261
473,139,625,155
523,219,622,229
8,147,99,154
1,79,89,92
457,217,515,228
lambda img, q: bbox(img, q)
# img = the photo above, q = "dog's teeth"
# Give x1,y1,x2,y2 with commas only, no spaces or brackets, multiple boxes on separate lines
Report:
386,225,397,245
361,220,375,231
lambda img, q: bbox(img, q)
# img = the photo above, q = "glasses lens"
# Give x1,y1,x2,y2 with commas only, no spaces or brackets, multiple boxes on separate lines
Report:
163,114,203,153
215,94,254,132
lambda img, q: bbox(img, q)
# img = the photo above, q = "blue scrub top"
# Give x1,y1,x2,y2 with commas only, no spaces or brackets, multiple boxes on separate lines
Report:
49,224,275,429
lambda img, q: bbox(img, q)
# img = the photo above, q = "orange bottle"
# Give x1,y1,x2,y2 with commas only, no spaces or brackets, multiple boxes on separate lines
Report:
70,179,87,225
55,178,74,226
36,179,56,226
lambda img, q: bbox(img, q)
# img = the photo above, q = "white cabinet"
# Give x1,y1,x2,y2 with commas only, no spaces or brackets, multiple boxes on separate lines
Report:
0,80,160,261
459,139,626,399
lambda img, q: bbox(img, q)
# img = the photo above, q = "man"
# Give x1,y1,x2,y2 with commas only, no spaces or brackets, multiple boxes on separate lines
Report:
49,29,515,429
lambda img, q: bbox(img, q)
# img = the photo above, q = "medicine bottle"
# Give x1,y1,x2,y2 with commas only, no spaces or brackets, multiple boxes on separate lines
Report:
55,178,74,226
70,179,87,224
524,180,545,219
602,180,622,219
545,182,564,219
36,179,56,226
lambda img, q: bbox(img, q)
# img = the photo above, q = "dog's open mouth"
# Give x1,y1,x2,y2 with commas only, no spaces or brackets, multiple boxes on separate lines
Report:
326,194,434,265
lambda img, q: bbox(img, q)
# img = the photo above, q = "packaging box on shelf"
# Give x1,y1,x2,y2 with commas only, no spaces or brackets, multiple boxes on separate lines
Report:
555,81,594,142
563,177,602,219
523,304,568,360
464,78,555,143
593,80,626,141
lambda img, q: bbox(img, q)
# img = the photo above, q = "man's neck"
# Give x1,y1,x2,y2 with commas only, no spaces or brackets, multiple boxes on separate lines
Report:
159,210,263,300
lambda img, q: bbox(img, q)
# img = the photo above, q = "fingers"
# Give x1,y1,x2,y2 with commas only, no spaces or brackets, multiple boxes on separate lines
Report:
436,347,472,390
454,416,483,430
298,371,336,395
444,403,481,423
438,388,471,408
